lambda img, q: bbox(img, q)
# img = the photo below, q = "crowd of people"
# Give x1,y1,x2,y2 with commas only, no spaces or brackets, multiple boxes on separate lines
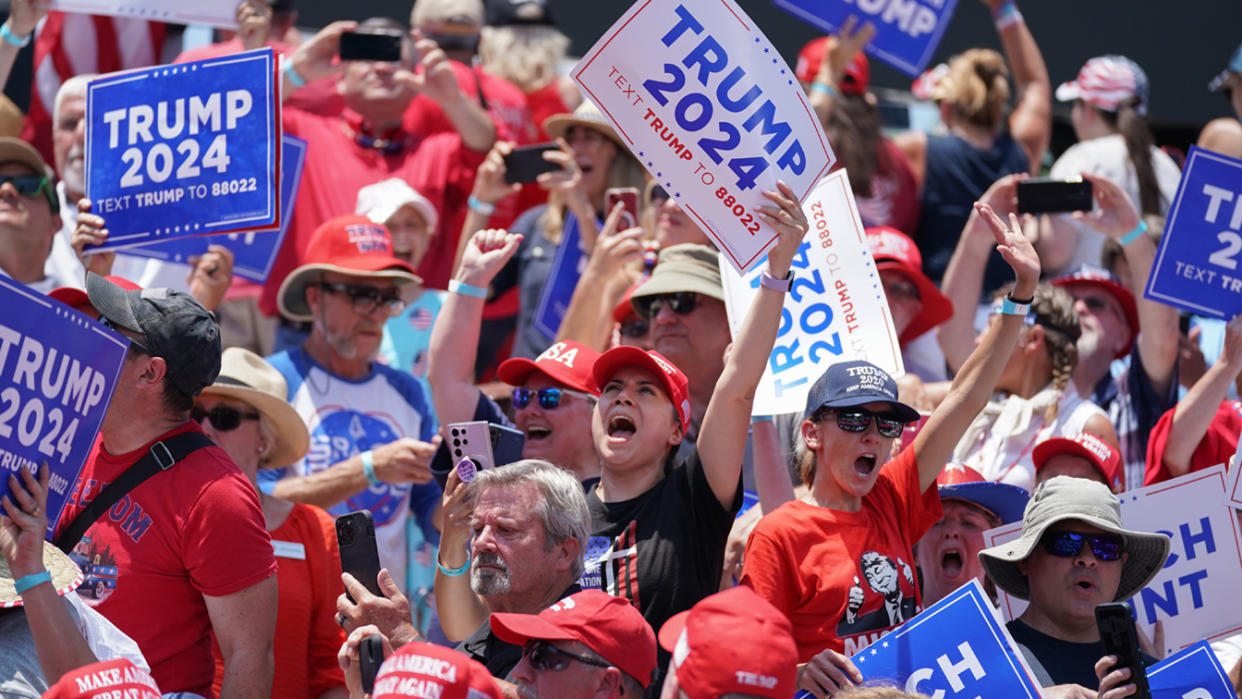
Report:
1,0,1241,697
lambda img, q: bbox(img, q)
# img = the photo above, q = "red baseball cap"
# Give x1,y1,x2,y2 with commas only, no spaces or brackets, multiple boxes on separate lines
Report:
498,340,601,395
936,463,1030,524
658,586,797,699
794,36,869,94
1033,433,1124,493
491,589,658,688
44,659,161,699
48,275,141,311
372,642,503,699
277,214,422,322
591,347,691,432
866,226,953,343
1051,264,1139,359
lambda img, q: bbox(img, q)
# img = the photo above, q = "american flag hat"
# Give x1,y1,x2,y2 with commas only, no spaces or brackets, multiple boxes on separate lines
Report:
1055,55,1150,116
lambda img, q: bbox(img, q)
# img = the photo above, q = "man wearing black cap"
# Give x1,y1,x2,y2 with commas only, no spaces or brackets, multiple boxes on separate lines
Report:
53,274,278,698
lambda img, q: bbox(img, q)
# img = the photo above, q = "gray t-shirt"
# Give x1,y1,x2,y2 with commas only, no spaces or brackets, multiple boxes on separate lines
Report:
0,609,50,697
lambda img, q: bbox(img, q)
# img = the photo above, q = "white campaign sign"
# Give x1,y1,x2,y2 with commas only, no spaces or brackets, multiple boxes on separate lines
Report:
572,0,834,273
52,0,239,28
983,467,1242,657
721,170,903,415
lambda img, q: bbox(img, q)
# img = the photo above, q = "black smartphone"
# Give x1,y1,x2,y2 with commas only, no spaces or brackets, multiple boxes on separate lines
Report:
359,634,385,695
1017,177,1094,215
489,423,526,467
1095,603,1152,699
503,143,562,184
339,30,404,63
336,510,383,600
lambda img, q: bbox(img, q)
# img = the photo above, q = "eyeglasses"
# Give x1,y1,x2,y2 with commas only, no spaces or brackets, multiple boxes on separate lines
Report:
99,316,152,355
619,319,649,339
512,387,595,410
634,291,698,319
317,281,406,317
1040,530,1124,562
523,640,612,672
818,409,905,438
0,174,58,212
192,404,260,432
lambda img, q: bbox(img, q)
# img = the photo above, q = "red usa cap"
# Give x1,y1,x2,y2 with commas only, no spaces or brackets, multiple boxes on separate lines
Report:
867,226,953,343
373,642,503,699
1033,433,1124,492
43,659,161,699
498,340,601,395
592,346,691,432
491,589,658,688
658,586,797,699
49,275,141,311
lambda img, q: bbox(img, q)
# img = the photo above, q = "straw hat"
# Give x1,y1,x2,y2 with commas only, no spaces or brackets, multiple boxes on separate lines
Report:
0,543,84,609
199,348,309,470
542,99,624,149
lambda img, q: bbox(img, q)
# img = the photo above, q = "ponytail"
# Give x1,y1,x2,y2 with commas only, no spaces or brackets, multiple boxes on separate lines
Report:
826,94,883,197
1100,98,1163,216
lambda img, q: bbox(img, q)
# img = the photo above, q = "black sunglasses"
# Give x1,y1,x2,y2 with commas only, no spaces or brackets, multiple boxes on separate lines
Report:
619,319,649,339
0,174,59,212
1040,530,1123,562
634,291,698,319
512,387,594,410
317,281,405,317
818,408,905,438
192,404,261,432
523,640,612,672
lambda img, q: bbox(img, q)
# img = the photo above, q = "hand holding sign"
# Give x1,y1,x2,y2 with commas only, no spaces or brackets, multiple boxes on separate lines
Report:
800,646,863,698
0,463,50,578
756,181,811,278
8,0,50,38
71,199,116,278
186,245,234,313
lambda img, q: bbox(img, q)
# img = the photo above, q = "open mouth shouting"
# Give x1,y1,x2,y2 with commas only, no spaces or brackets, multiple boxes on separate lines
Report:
606,414,637,442
854,453,879,479
938,545,965,581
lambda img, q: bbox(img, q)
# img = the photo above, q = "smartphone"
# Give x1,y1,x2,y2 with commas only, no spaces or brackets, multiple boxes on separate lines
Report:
336,510,383,600
359,635,385,695
339,29,404,63
1017,177,1094,215
489,423,526,468
448,421,495,483
503,143,561,184
1095,603,1152,699
606,187,641,230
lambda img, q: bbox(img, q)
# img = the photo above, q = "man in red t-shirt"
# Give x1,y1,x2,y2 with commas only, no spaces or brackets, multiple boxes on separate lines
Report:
54,274,277,698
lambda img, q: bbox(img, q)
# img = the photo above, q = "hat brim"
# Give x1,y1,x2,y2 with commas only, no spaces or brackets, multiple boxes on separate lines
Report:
497,356,597,395
978,514,1170,601
86,272,143,332
0,542,84,608
276,263,421,322
813,395,920,423
1051,277,1138,359
542,113,625,150
629,275,725,318
1032,439,1108,479
490,610,580,647
199,383,309,469
939,482,1029,525
1055,81,1083,103
656,609,690,652
876,260,953,343
591,346,685,430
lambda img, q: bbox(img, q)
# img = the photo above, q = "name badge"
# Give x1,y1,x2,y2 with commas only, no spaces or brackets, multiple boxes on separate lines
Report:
272,540,306,560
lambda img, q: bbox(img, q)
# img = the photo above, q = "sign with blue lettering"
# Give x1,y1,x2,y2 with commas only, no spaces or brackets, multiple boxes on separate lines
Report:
1148,640,1236,699
532,213,589,342
1146,146,1242,320
840,579,1039,698
774,0,959,77
115,135,306,283
720,171,902,415
0,277,127,539
572,0,834,273
985,465,1242,656
84,47,280,253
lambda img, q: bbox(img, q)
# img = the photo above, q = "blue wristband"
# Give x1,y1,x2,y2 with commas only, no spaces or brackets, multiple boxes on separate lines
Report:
750,415,774,424
810,82,838,98
1119,220,1149,246
14,571,51,595
449,279,488,299
436,548,470,577
0,22,30,48
360,450,381,487
992,0,1023,29
467,195,496,216
281,58,307,89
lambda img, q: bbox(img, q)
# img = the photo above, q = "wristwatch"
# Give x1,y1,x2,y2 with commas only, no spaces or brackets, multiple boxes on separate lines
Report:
760,269,794,293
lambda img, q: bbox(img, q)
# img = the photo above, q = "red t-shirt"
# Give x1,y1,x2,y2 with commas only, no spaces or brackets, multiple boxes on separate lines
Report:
405,61,535,145
261,108,486,314
57,422,276,697
740,447,941,659
525,81,572,142
1144,400,1242,485
211,503,346,697
173,39,342,117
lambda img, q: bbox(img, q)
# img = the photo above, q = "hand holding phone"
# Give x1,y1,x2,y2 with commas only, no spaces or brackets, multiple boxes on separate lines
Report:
503,143,562,184
336,510,383,600
606,187,641,231
1017,178,1094,215
359,635,385,695
339,29,404,63
1095,602,1152,699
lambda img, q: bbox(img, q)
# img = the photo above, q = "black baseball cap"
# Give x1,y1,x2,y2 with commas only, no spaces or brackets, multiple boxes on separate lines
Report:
485,0,555,27
802,360,918,422
86,273,221,398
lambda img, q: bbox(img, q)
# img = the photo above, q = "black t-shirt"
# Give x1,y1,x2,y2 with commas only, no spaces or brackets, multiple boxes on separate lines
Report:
1007,619,1157,689
456,583,581,679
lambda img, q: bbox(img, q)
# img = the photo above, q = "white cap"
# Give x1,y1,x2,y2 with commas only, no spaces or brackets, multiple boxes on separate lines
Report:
355,178,439,233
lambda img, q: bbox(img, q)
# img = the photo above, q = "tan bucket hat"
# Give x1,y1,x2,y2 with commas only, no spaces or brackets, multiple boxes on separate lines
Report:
0,543,84,608
629,244,725,316
199,348,309,470
542,99,624,149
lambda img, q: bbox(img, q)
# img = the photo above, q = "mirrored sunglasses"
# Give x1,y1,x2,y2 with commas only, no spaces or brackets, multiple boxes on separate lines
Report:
1040,530,1123,562
511,387,595,410
820,408,905,438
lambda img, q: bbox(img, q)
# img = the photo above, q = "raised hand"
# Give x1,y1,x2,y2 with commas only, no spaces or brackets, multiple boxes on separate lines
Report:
7,0,51,38
0,463,50,579
756,180,809,279
1074,172,1143,240
818,15,877,84
187,244,234,312
471,141,522,207
974,201,1040,295
289,20,358,85
457,228,523,288
70,199,116,278
407,31,464,106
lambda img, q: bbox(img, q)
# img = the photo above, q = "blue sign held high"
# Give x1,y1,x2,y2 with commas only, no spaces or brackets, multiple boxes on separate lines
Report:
532,213,593,342
84,47,281,252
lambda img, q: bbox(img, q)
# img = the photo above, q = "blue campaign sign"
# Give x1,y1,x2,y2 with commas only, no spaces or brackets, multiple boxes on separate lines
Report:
116,135,307,283
774,0,959,77
1148,641,1235,699
1146,146,1242,320
84,47,280,252
848,580,1039,698
532,213,592,342
0,277,127,539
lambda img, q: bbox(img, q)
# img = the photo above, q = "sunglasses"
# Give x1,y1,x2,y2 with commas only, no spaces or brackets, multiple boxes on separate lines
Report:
0,174,58,212
818,408,905,438
511,387,595,410
619,319,649,339
99,316,152,355
634,291,698,319
317,281,406,317
192,404,261,432
523,640,612,672
1040,530,1124,562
